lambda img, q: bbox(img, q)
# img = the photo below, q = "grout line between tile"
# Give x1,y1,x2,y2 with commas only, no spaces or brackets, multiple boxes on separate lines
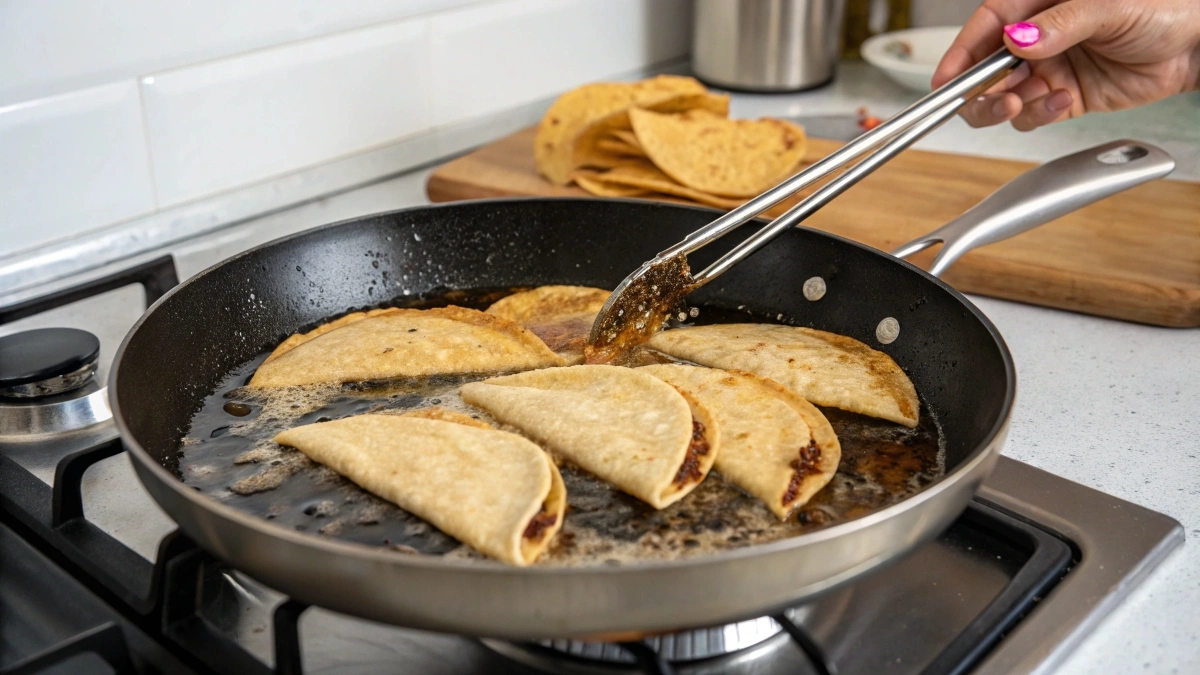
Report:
424,17,438,136
134,77,162,209
0,54,689,294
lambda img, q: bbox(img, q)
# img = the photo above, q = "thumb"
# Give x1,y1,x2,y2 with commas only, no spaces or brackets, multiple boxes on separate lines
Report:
1002,0,1115,59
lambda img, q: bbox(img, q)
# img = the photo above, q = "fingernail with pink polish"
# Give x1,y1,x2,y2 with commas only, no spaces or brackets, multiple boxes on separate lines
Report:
1003,22,1040,48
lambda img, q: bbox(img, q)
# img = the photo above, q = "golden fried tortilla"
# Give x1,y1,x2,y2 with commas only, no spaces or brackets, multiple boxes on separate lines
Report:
570,92,730,174
533,75,708,185
647,324,919,427
629,108,807,197
399,407,493,430
460,365,720,509
572,171,650,198
249,306,564,388
611,129,644,153
274,415,565,566
486,286,611,365
261,307,399,365
596,137,643,157
571,160,744,210
639,364,840,519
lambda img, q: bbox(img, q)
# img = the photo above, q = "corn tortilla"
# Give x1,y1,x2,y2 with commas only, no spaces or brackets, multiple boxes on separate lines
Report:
629,108,807,197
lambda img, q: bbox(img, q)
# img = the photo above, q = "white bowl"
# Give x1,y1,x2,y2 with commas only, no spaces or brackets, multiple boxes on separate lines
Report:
861,26,960,92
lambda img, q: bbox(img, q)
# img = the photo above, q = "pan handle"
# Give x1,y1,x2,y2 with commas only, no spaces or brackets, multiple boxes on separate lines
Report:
890,140,1175,278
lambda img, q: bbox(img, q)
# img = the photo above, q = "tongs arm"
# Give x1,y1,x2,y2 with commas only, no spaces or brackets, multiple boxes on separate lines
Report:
695,98,965,284
662,48,1023,284
587,48,1023,352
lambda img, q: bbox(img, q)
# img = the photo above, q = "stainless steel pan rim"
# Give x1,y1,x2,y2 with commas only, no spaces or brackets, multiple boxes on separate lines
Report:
111,198,1017,575
110,197,1016,637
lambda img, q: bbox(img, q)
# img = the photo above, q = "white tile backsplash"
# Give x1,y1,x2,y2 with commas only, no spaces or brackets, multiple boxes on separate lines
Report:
0,81,155,259
142,18,433,207
430,0,691,125
0,0,483,106
0,0,691,264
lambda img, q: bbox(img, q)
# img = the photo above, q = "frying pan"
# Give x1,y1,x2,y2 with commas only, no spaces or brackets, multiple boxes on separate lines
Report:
110,141,1172,639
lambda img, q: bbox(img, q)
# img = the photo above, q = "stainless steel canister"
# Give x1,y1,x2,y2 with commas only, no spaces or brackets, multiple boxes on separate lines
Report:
692,0,844,92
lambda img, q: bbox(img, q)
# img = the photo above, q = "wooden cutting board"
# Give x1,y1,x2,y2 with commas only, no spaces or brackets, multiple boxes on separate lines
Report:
426,127,1200,327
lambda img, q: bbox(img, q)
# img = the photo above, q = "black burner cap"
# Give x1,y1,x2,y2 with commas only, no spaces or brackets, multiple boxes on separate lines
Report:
0,328,101,388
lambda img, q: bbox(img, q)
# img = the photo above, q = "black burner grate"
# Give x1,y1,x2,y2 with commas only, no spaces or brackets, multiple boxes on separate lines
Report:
484,503,1071,675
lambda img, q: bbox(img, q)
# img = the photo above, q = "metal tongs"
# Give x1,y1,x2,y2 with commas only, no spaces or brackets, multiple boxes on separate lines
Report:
588,48,1024,350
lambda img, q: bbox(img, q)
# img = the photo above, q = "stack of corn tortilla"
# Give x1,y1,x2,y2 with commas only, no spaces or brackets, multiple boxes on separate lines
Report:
533,75,808,209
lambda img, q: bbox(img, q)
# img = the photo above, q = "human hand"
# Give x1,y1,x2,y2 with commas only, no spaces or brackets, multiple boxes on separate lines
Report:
932,0,1200,131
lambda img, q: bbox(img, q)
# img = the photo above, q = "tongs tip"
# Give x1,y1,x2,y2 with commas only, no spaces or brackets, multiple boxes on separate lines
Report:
585,254,694,361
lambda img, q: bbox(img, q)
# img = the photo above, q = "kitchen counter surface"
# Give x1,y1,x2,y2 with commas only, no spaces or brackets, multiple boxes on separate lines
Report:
3,61,1195,674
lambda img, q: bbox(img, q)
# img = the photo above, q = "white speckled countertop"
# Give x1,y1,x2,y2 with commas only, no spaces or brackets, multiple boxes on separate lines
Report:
2,61,1195,674
972,297,1199,675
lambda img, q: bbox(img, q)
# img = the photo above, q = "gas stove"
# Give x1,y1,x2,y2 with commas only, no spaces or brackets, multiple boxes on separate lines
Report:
0,254,1183,675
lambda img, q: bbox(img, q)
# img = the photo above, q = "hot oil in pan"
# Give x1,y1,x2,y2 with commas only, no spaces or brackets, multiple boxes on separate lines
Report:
179,292,943,566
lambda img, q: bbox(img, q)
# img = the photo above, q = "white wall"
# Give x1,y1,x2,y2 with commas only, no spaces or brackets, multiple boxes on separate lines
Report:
0,0,691,262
